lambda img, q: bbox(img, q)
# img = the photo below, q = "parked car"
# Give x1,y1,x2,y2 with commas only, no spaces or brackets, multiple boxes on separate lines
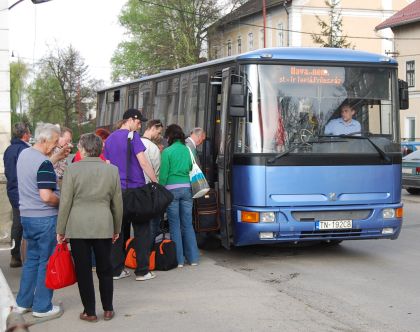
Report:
402,149,420,194
401,141,420,157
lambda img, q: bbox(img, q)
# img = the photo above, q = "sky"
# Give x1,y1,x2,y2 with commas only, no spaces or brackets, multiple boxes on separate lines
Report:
8,0,126,85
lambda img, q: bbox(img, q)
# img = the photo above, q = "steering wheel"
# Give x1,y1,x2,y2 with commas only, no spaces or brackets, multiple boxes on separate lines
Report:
300,129,314,143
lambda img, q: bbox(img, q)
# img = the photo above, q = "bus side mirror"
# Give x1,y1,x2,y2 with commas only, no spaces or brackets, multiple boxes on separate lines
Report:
399,79,409,110
230,83,246,117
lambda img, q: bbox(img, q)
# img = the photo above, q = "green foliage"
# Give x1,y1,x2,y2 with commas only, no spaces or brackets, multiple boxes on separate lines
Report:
10,111,31,131
27,68,65,125
311,0,352,48
10,60,29,113
27,45,100,128
111,0,220,81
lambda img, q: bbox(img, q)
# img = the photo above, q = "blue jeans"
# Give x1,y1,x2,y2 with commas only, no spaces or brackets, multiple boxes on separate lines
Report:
16,215,57,313
166,187,199,265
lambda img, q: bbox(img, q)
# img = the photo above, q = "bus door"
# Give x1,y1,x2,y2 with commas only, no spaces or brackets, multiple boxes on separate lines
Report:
217,68,233,249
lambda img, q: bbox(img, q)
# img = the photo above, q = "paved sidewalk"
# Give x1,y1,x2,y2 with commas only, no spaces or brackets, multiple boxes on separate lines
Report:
2,191,415,332
1,248,355,332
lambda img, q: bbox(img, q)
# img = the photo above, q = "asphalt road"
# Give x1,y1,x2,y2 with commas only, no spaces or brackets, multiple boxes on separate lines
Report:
1,190,419,331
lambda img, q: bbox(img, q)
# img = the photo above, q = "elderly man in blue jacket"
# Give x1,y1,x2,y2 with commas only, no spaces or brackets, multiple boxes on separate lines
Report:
3,122,31,268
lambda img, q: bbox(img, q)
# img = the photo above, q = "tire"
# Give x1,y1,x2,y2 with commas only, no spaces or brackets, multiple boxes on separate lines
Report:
406,188,420,195
196,232,221,250
322,240,343,246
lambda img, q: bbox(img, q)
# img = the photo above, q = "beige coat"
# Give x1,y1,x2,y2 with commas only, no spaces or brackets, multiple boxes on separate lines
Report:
57,157,122,238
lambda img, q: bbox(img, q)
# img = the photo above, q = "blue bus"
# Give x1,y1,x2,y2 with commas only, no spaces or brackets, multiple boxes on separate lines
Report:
97,47,408,248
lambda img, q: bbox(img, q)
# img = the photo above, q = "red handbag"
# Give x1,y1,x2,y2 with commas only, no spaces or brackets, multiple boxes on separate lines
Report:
45,242,77,289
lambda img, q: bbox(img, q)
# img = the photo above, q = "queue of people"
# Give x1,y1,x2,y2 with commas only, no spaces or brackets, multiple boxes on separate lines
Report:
6,110,207,322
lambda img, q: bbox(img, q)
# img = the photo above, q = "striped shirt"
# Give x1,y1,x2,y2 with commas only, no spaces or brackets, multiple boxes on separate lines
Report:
17,147,58,217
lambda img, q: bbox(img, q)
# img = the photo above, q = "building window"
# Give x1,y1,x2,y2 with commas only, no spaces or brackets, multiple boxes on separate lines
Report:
227,40,232,56
406,117,416,141
277,23,284,46
248,32,253,50
407,61,415,87
237,36,242,54
213,47,218,59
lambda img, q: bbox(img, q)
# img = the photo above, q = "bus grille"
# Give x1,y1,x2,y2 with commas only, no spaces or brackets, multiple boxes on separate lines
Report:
292,210,372,222
299,229,362,239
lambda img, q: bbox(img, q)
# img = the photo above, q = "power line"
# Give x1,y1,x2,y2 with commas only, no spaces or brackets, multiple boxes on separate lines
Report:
137,0,420,41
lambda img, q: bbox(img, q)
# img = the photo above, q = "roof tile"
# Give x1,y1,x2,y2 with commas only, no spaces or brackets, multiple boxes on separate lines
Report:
376,0,420,30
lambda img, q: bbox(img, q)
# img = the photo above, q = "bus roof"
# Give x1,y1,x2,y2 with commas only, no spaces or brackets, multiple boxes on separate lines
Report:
98,47,397,92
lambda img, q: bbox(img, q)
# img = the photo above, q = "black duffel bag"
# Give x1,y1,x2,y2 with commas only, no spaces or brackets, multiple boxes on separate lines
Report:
122,133,173,221
123,182,174,220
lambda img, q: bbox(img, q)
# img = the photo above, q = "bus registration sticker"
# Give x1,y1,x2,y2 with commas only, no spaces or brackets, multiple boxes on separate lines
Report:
316,220,352,230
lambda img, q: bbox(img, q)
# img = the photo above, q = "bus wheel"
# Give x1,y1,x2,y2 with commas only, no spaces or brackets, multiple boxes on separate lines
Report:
322,240,343,246
406,188,420,195
196,232,221,250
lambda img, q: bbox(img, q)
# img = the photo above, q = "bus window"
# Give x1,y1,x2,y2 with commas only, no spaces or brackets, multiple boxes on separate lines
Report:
178,73,190,130
155,80,169,125
139,82,152,121
127,87,139,110
197,77,208,128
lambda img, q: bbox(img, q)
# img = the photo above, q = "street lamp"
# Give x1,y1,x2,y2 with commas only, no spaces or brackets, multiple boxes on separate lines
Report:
8,0,51,10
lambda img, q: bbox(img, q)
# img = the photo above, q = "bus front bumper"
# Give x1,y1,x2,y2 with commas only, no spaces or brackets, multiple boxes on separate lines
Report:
232,204,403,247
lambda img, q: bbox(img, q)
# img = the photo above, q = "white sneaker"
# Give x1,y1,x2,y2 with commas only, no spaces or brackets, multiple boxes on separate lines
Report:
113,270,130,280
33,305,61,318
190,263,199,266
135,272,156,281
177,264,184,268
13,306,31,314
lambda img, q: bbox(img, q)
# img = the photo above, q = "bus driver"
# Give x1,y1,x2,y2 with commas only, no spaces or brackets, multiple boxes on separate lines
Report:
324,102,361,136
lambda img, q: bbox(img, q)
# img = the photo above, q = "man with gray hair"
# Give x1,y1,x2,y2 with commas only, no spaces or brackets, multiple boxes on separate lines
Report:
13,123,62,318
51,126,73,184
185,127,206,168
3,122,31,268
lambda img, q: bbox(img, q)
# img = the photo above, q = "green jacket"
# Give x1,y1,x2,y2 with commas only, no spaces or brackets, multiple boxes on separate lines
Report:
57,157,123,238
159,141,192,186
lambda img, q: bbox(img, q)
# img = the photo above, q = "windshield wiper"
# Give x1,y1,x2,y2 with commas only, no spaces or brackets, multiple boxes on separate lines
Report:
319,134,391,162
268,143,306,163
267,138,347,163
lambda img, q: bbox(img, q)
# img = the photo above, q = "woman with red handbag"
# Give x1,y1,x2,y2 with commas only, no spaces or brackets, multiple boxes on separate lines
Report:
57,133,123,322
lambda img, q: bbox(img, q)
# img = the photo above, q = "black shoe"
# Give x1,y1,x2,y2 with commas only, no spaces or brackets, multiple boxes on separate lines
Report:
10,256,22,268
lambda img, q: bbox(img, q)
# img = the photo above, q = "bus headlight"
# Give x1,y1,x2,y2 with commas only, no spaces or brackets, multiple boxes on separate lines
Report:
382,208,395,219
260,212,276,223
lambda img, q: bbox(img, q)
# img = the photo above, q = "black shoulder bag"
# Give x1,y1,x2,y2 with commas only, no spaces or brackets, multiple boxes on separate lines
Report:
122,133,174,222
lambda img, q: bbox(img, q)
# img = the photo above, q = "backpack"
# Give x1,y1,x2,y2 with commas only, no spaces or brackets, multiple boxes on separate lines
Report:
125,234,177,271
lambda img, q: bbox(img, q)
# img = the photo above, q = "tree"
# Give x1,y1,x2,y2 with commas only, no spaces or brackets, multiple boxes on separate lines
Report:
27,45,100,129
10,59,29,114
111,0,221,81
311,0,352,48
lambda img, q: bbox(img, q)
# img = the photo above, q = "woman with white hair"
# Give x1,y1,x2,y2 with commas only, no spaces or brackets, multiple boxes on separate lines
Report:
14,123,62,318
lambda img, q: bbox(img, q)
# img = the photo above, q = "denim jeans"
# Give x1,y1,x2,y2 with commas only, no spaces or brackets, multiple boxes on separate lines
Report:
166,187,199,265
16,215,57,313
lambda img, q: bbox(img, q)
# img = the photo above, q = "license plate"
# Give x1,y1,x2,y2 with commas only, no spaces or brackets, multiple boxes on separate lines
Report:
402,167,413,174
316,220,352,230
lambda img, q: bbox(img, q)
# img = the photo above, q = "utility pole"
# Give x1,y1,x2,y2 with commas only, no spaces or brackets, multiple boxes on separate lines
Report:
77,76,81,135
262,0,267,48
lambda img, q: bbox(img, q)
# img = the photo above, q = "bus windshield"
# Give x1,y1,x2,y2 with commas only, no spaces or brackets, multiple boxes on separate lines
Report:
234,64,399,154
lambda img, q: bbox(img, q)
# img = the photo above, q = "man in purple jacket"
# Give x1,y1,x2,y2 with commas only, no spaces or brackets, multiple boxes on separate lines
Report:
104,109,157,282
3,122,31,268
